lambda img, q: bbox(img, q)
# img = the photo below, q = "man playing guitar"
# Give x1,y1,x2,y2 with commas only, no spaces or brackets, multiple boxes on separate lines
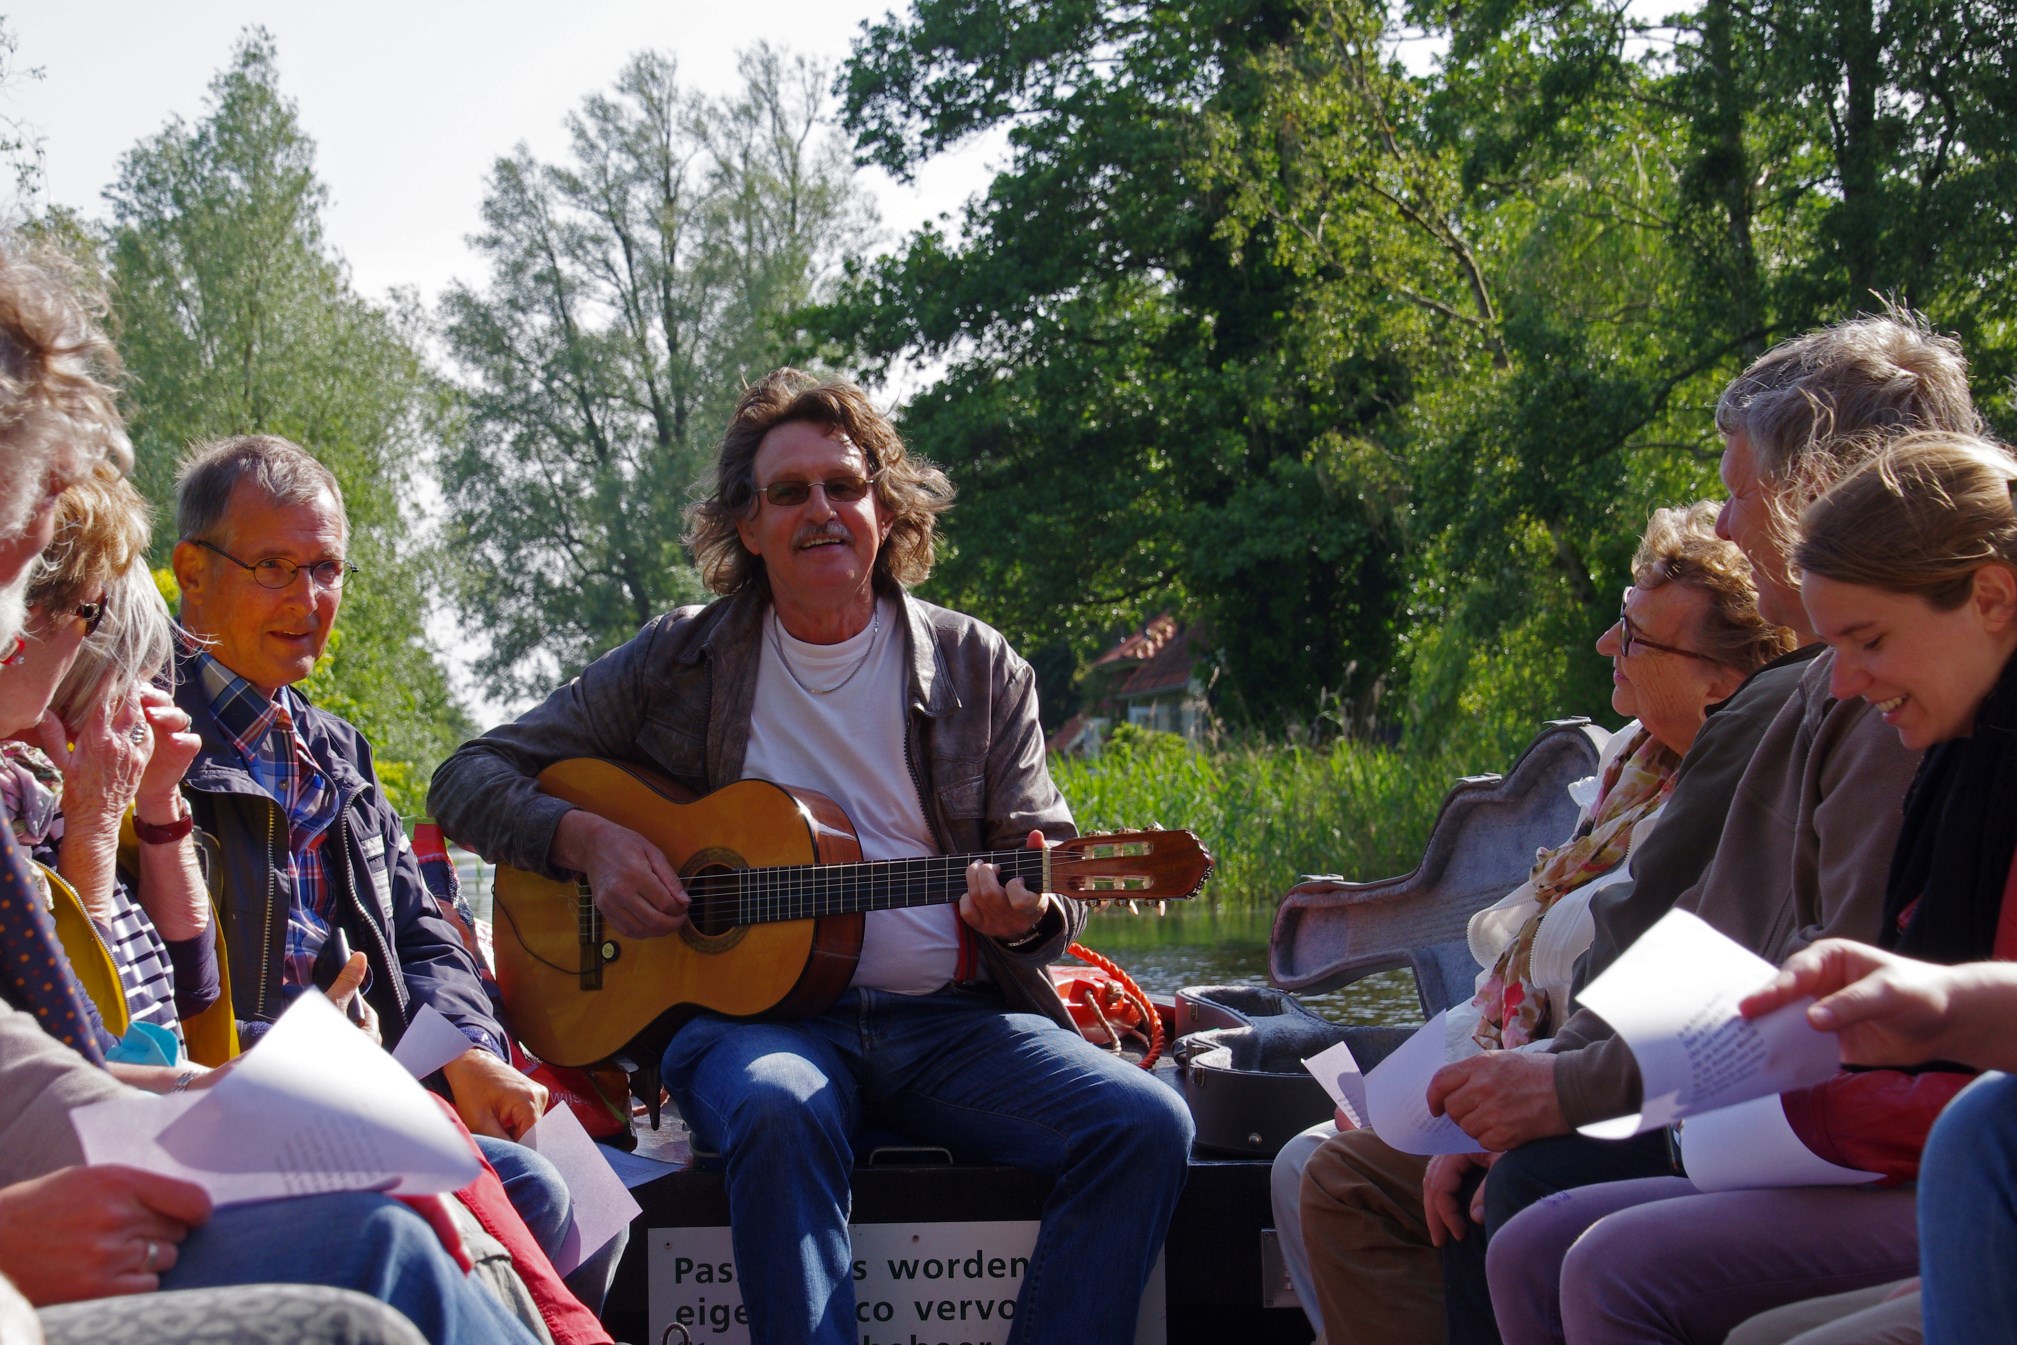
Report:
429,369,1194,1345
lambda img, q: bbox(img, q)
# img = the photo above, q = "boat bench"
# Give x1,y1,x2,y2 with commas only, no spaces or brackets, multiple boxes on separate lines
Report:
607,1137,1311,1345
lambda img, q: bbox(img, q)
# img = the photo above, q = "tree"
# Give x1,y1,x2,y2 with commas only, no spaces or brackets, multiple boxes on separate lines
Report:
823,0,1412,733
825,0,2017,756
104,30,469,809
0,15,44,205
439,46,874,701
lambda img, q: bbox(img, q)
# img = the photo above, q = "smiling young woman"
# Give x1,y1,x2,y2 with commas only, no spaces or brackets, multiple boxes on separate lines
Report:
1795,431,2017,964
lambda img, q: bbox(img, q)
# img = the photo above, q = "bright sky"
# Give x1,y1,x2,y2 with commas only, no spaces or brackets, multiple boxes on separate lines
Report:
2,1,995,308
4,3,997,722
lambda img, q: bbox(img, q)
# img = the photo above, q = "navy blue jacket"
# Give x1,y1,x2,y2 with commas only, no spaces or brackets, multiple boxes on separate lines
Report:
174,648,504,1055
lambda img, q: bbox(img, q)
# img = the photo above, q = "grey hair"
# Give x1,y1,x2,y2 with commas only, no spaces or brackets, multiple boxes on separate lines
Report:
1714,311,1982,485
51,559,173,728
175,434,346,543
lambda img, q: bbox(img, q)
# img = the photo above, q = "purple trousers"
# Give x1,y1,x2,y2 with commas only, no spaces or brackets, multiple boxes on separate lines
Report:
1486,1176,1919,1345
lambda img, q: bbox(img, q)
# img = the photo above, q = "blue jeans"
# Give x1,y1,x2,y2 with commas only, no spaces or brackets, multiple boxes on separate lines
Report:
478,1133,630,1313
161,1191,541,1345
662,986,1195,1345
1921,1071,2017,1344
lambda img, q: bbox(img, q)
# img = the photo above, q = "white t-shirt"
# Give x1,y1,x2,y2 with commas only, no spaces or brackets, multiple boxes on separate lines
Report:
742,598,963,994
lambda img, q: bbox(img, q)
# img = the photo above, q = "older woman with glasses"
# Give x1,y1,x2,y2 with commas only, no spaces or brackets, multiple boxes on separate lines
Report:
1287,501,1796,1345
0,465,216,1061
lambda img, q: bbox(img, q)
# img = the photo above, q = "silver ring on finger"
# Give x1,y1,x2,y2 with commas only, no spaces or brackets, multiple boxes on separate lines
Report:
141,1238,158,1274
128,725,147,744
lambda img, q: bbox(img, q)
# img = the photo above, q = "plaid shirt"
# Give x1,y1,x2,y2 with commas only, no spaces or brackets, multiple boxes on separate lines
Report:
197,652,341,993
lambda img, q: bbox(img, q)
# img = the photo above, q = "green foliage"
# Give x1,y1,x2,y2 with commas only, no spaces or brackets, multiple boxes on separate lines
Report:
103,30,470,812
1051,728,1473,907
815,0,1411,731
438,46,875,700
822,0,2017,749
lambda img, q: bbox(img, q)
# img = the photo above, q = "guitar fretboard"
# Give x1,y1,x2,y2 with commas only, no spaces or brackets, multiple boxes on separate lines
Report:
685,848,1051,926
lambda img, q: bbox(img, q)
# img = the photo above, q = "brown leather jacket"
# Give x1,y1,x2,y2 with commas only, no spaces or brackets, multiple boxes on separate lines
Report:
427,586,1081,1027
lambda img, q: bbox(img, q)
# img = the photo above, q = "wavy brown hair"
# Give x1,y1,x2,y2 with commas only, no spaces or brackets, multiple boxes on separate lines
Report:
28,461,152,617
686,369,953,596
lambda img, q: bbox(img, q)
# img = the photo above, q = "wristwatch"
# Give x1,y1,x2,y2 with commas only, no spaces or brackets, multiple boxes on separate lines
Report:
134,799,195,846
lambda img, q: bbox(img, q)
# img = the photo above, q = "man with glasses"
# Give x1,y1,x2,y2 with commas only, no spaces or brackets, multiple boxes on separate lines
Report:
431,368,1195,1345
167,434,628,1312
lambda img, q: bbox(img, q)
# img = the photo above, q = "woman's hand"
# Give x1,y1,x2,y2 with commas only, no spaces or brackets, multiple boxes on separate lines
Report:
37,694,148,824
0,1166,211,1305
1742,939,2017,1071
134,686,200,822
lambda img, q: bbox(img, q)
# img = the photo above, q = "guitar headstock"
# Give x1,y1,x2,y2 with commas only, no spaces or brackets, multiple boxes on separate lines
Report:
1052,830,1213,904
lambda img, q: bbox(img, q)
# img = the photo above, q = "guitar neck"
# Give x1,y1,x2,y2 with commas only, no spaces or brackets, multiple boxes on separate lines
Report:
687,848,1050,926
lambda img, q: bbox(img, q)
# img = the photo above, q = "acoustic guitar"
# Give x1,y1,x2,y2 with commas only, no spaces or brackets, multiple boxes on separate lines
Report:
489,758,1214,1066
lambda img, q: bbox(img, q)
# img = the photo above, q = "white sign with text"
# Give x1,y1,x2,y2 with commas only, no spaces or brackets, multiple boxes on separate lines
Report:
650,1221,1166,1345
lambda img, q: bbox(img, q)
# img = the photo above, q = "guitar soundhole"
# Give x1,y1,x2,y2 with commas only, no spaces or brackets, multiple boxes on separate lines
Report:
680,850,749,952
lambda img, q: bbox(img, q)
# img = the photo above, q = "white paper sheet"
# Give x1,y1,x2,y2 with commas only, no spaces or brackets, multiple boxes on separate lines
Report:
1301,1039,1368,1129
598,1143,682,1191
391,1002,476,1080
1363,1010,1486,1156
519,1104,643,1276
1678,1094,1884,1191
71,993,479,1206
1575,909,1842,1139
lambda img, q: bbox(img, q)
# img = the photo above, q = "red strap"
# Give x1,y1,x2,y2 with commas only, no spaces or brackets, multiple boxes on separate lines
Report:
1994,846,2017,961
954,914,978,983
432,1097,615,1345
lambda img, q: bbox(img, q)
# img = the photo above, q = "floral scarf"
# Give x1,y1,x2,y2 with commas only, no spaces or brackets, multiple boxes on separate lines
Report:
1470,724,1679,1050
0,741,63,852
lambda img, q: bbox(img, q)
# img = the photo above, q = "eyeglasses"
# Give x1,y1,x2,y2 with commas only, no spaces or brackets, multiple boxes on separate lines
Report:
1617,587,1721,663
193,539,357,591
74,596,107,637
754,475,877,508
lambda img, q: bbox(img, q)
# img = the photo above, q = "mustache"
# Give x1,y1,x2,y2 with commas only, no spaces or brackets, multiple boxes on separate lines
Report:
792,524,851,549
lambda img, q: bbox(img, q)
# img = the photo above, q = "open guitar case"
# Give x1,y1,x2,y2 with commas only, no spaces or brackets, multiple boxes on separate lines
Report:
1173,720,1607,1158
1174,987,1413,1156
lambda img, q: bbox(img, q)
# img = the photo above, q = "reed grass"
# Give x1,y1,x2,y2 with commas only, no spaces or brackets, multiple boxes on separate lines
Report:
1050,726,1483,911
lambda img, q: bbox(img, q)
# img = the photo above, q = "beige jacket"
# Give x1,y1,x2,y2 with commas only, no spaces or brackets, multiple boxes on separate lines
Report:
0,999,133,1186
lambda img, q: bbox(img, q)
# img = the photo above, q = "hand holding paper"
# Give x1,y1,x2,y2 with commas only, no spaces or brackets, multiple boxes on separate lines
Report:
1575,909,1841,1139
1362,1011,1486,1156
71,994,479,1207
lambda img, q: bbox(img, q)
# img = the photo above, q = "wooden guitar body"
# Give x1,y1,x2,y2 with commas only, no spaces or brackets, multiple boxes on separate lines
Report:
492,762,865,1066
490,758,1213,1067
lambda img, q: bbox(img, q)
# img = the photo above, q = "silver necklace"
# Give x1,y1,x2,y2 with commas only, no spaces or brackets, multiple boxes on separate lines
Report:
771,607,881,696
